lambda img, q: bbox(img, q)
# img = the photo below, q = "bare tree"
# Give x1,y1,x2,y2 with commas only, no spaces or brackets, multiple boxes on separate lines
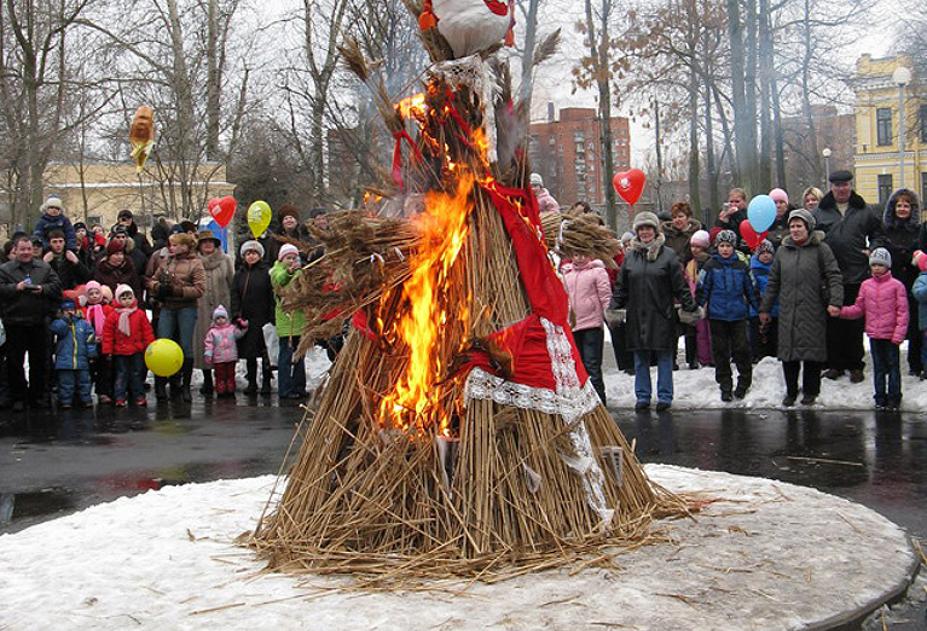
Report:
0,0,104,229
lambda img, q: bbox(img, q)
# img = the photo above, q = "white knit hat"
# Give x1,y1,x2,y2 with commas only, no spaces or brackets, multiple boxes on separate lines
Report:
869,247,892,268
115,283,134,299
690,230,710,248
529,172,543,186
42,196,64,212
277,243,299,261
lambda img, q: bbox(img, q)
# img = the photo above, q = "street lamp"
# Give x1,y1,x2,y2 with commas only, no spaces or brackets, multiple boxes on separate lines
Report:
892,65,912,189
822,147,831,186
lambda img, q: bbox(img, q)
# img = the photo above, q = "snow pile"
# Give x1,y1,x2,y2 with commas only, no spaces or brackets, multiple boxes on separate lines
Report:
0,467,914,630
602,345,927,412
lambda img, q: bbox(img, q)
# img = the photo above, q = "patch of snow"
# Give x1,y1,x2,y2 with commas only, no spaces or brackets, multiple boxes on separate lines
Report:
0,468,914,630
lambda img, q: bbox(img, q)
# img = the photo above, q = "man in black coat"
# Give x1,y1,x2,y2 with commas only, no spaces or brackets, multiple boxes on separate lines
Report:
44,229,91,290
812,170,885,382
0,235,63,411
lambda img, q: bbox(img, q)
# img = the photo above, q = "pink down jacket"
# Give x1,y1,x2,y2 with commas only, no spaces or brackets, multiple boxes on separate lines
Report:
840,272,909,343
203,323,245,365
562,259,612,331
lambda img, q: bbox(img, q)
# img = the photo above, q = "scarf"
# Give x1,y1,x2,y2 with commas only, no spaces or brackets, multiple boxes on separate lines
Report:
86,303,107,337
630,233,666,262
115,304,138,337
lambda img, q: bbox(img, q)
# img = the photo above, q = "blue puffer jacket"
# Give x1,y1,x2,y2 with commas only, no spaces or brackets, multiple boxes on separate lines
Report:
50,314,97,370
697,252,758,321
750,255,779,318
911,271,927,331
33,213,78,251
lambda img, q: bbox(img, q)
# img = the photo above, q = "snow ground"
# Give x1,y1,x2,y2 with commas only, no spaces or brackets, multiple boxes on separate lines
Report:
600,334,927,412
0,466,915,630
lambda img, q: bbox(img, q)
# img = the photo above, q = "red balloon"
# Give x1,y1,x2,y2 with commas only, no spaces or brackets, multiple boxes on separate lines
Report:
738,219,768,251
208,195,237,228
612,169,646,206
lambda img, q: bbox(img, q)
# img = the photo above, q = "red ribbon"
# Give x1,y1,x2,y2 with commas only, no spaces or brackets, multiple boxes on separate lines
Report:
483,0,508,15
391,130,423,190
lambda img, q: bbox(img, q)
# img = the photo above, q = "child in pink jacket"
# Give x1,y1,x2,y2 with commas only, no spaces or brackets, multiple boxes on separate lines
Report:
563,255,612,405
203,305,247,397
839,248,909,409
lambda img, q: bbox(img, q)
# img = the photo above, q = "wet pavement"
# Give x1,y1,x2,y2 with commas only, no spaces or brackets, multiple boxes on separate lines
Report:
1,397,925,627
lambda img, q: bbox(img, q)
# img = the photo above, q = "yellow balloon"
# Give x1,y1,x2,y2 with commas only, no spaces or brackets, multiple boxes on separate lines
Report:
247,200,272,238
145,339,184,377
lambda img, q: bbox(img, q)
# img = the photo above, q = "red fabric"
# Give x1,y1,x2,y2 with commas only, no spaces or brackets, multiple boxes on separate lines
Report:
463,182,588,388
484,0,508,15
391,130,422,190
102,309,154,355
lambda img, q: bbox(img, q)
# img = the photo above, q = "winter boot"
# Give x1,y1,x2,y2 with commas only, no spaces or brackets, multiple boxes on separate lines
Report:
155,377,169,401
181,359,194,402
260,369,273,396
199,369,214,396
169,370,183,399
244,359,258,396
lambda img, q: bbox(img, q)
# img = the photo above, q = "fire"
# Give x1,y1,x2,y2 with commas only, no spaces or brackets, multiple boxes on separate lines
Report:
378,173,474,436
397,93,427,119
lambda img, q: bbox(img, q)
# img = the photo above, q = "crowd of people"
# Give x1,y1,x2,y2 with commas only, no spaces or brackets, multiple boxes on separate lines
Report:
0,199,331,412
1,170,925,415
562,170,927,412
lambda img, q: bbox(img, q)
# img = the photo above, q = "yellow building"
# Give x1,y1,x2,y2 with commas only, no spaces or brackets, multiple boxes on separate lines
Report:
853,54,926,210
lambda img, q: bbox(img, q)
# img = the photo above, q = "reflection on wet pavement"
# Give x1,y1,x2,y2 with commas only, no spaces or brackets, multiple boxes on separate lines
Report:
1,402,924,544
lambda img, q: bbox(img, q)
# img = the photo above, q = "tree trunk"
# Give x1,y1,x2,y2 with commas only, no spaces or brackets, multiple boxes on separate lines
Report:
800,0,821,183
757,0,772,192
726,0,751,194
518,0,540,120
654,95,664,214
206,0,221,160
687,2,701,212
585,0,617,228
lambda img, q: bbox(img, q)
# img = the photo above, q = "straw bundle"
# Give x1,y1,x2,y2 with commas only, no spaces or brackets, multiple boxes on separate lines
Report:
540,211,621,267
250,13,683,585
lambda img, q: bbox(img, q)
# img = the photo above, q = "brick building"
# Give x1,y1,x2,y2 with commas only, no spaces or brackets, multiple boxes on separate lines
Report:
528,106,631,208
780,105,856,196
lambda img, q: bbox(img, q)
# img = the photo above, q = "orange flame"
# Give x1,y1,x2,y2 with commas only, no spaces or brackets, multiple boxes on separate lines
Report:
378,174,474,436
397,93,427,119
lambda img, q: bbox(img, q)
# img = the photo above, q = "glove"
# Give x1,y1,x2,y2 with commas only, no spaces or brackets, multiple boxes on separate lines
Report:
604,309,626,328
676,305,704,325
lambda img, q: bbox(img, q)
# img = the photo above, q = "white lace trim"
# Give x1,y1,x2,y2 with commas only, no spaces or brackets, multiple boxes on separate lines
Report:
463,367,599,423
462,316,616,529
428,54,501,163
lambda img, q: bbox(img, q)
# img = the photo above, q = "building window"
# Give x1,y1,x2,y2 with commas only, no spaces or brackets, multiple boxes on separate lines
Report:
573,131,585,143
920,104,927,143
876,108,892,146
878,174,893,206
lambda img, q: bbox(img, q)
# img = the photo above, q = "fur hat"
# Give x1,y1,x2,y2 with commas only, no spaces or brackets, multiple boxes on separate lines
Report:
787,208,816,231
169,232,197,250
632,211,661,233
117,209,134,221
690,230,710,249
41,196,63,212
715,229,737,246
278,204,300,223
869,247,891,268
529,172,544,187
913,250,927,273
115,283,134,299
756,239,775,256
196,229,221,249
769,188,789,204
277,243,299,261
212,304,229,321
240,240,265,259
106,239,126,255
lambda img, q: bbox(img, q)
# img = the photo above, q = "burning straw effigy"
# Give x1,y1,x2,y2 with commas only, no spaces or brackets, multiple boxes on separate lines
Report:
251,1,685,585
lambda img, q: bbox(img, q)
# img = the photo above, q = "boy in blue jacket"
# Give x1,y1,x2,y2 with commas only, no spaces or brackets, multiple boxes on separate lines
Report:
32,196,78,252
50,298,97,409
698,230,759,401
749,239,779,362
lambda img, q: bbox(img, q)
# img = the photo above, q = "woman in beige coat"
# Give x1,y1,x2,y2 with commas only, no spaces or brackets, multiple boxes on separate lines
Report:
192,230,234,395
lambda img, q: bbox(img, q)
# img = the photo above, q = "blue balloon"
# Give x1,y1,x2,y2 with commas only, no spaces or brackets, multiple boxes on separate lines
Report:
747,195,776,232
